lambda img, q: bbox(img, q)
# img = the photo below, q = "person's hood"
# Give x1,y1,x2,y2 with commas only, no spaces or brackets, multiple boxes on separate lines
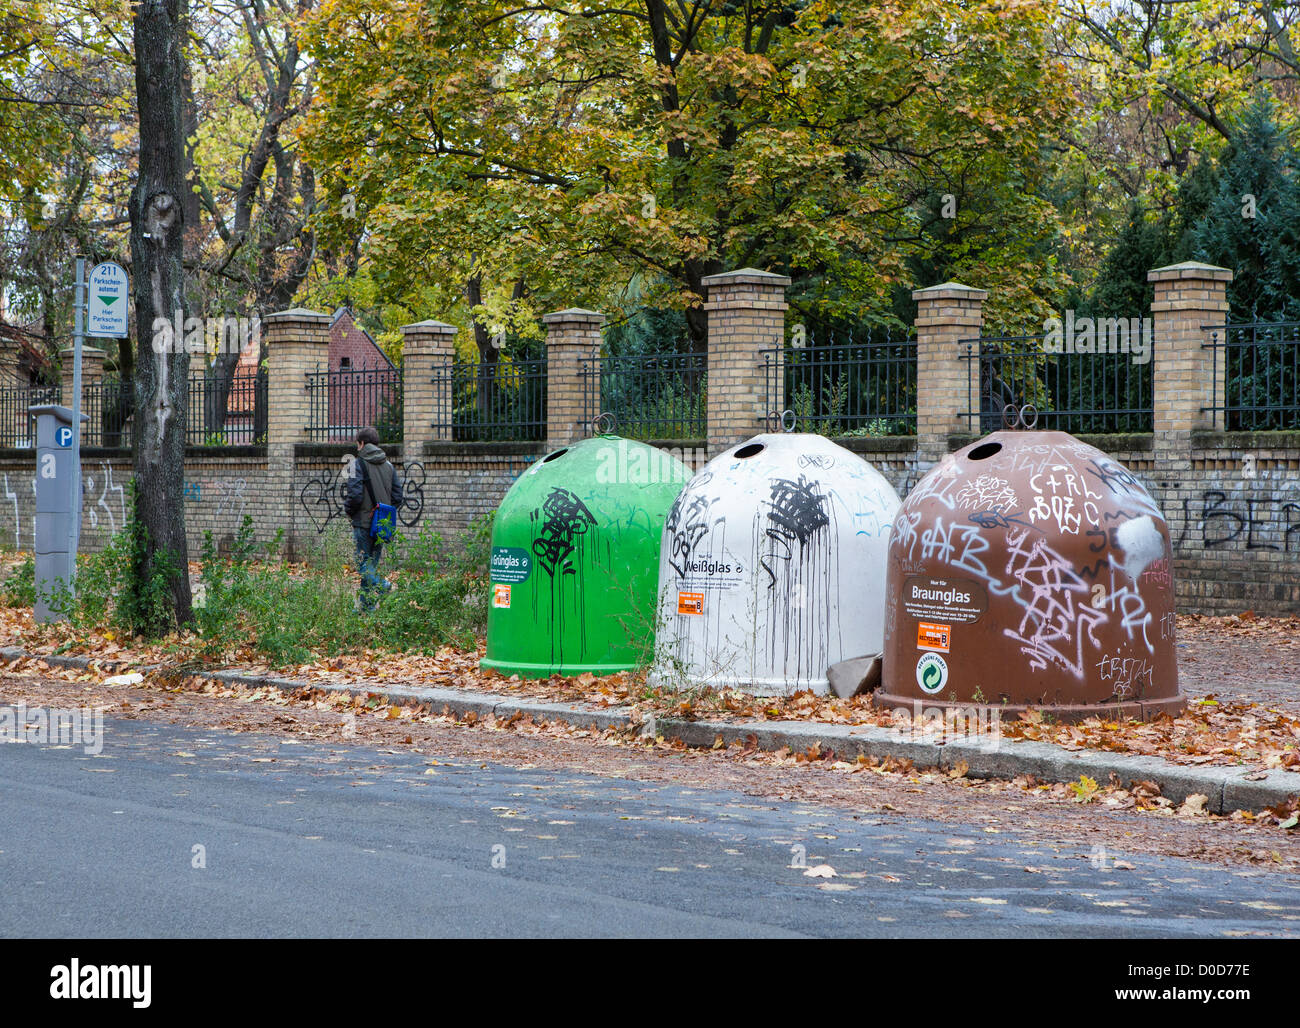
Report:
358,443,388,465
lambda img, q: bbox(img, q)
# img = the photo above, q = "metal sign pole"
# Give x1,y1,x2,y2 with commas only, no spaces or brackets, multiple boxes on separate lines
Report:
71,257,85,571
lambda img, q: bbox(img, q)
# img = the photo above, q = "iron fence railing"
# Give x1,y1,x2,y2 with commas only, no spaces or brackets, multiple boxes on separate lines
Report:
959,335,1153,434
82,379,134,448
1202,321,1300,431
762,327,917,437
0,384,61,447
307,363,402,443
187,369,268,446
434,356,547,442
584,351,706,440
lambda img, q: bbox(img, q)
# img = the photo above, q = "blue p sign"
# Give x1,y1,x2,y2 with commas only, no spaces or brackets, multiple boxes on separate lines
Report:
56,426,74,447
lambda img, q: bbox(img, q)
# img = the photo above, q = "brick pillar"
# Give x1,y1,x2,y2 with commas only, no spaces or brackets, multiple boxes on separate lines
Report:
401,320,457,450
913,281,988,462
542,308,603,447
264,308,331,539
58,347,76,405
1149,261,1232,442
702,268,790,454
0,348,19,389
59,346,107,445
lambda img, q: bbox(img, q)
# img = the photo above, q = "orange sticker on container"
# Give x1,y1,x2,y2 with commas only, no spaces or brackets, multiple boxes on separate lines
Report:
493,584,512,609
677,591,704,616
916,621,951,653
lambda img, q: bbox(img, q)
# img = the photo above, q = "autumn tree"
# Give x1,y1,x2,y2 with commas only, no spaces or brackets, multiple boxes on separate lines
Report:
186,0,320,439
301,0,1073,344
129,0,192,631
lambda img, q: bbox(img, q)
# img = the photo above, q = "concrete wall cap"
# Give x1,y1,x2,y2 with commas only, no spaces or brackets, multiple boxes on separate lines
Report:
542,308,605,324
264,307,331,322
1147,261,1234,282
911,281,989,300
402,320,458,334
701,268,792,288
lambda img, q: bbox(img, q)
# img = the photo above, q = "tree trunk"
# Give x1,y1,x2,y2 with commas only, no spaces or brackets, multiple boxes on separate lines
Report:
130,0,192,631
466,274,499,429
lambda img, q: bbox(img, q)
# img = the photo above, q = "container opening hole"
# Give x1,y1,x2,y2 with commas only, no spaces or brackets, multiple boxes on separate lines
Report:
542,448,569,463
735,443,765,459
968,442,1002,461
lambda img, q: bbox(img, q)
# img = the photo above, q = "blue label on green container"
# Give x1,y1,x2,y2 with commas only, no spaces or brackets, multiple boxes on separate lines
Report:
490,546,532,583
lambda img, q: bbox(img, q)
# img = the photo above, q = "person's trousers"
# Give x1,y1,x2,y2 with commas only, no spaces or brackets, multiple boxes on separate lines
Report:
352,525,388,610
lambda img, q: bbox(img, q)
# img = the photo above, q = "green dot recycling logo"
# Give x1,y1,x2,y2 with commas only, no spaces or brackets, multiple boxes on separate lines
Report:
916,652,948,694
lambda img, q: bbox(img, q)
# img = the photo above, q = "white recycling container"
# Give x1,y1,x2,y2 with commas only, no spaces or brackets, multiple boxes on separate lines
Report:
650,432,901,695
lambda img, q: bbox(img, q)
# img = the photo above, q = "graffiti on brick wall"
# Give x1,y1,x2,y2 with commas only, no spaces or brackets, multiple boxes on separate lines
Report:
2,473,22,548
83,463,127,533
0,462,128,550
299,459,426,533
215,478,247,521
1174,489,1300,552
399,462,425,526
299,465,347,532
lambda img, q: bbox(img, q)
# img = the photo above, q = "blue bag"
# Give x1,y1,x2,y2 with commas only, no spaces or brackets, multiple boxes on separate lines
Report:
360,460,399,544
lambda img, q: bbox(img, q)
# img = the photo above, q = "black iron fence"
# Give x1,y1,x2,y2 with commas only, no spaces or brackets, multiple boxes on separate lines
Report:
584,351,706,440
82,379,134,448
763,327,917,437
307,363,402,443
0,384,61,447
187,369,268,446
959,335,1153,434
433,356,547,442
1203,321,1300,431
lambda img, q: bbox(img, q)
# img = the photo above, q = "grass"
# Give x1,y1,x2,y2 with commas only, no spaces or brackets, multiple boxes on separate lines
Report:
8,512,493,669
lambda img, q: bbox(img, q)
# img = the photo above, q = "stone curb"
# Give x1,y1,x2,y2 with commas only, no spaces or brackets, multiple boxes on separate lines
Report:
3,647,1298,816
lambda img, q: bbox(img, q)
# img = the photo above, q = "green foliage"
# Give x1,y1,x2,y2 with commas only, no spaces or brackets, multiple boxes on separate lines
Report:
2,554,35,606
1191,99,1300,321
184,513,492,667
52,505,182,638
1084,99,1300,324
301,0,1072,337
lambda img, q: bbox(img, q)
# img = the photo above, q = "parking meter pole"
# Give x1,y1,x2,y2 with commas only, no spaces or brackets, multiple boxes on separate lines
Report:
70,257,84,574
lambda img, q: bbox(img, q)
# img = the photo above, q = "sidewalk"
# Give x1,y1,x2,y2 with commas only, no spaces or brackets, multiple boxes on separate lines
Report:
4,645,1298,818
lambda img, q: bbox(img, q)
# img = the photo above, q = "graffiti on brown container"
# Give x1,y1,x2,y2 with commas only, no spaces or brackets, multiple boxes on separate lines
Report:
954,474,1018,513
1094,652,1154,700
999,526,1109,678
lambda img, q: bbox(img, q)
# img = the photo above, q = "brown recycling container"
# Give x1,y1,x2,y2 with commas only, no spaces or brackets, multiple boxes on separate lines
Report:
879,430,1181,721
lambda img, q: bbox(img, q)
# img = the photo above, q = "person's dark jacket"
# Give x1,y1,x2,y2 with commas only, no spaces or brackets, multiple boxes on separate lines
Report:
342,443,404,532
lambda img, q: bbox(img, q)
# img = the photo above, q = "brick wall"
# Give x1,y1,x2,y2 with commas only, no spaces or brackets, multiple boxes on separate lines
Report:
8,272,1300,615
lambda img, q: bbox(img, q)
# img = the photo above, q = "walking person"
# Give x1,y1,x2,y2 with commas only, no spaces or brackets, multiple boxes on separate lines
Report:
342,426,403,611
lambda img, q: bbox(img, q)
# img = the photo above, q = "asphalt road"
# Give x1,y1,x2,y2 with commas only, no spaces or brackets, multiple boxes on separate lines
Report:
2,716,1298,938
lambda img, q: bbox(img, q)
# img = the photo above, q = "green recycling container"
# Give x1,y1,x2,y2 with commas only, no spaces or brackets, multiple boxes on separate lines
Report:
482,435,691,677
